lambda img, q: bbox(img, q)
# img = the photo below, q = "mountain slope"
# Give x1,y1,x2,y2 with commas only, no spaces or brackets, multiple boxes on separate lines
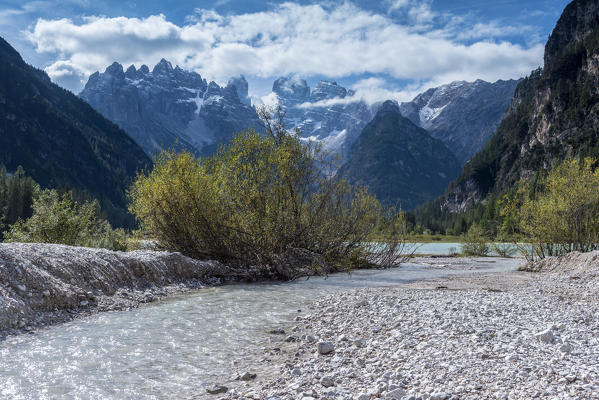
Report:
400,79,519,164
338,101,460,209
80,61,261,156
442,0,599,213
0,37,151,227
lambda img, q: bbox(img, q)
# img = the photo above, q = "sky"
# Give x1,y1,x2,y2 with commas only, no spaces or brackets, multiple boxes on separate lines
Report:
0,0,570,104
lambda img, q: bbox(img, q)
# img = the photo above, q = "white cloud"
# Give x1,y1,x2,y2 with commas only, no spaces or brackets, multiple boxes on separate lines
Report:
387,0,411,12
293,77,438,108
26,2,544,95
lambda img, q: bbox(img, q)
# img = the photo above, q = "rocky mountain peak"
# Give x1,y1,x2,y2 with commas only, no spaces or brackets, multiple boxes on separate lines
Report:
0,37,151,227
273,76,310,105
441,0,599,213
544,0,599,67
311,80,347,102
105,62,124,78
152,58,174,75
338,96,460,209
378,100,400,114
227,75,251,105
399,79,519,164
80,59,260,157
125,65,138,79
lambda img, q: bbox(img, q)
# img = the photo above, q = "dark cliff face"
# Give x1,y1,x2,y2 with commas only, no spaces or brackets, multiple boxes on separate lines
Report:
0,37,151,227
80,61,261,156
442,0,599,213
338,101,461,209
399,79,520,164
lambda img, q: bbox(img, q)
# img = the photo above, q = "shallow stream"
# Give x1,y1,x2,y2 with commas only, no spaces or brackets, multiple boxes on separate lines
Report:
0,248,521,399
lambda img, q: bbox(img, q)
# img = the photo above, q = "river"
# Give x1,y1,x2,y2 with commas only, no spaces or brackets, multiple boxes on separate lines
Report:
0,246,522,399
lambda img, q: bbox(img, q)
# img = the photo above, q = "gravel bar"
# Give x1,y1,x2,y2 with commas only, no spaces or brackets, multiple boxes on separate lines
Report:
221,252,599,400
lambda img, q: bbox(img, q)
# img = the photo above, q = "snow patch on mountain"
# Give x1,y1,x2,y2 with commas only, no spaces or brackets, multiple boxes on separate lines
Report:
269,78,374,159
399,79,520,163
419,103,448,127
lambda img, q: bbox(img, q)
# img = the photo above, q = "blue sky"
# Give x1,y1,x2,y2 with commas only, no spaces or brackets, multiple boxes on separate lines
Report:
0,0,569,103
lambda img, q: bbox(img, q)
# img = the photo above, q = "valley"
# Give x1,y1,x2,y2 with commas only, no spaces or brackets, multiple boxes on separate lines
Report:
1,0,598,399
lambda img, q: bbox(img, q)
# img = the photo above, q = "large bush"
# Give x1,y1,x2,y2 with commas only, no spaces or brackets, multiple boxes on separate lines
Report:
500,157,599,259
5,189,127,251
460,223,490,256
130,116,403,278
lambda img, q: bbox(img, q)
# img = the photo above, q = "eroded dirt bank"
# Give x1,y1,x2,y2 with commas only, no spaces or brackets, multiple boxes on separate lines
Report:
0,243,230,339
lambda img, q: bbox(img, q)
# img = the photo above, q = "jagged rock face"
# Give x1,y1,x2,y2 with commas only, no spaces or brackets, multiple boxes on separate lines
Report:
273,76,311,106
338,101,461,209
273,77,374,160
227,75,251,105
0,36,151,227
443,0,599,213
400,79,519,164
80,60,261,156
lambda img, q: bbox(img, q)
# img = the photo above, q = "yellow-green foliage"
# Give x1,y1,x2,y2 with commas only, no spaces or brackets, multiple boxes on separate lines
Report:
129,128,388,277
460,223,490,256
501,157,599,258
5,189,127,251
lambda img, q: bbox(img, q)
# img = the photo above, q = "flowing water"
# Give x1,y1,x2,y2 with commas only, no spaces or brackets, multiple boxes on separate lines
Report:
0,248,522,400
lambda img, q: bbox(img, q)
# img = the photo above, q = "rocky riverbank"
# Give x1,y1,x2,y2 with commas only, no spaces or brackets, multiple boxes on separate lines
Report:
0,243,231,339
220,252,599,399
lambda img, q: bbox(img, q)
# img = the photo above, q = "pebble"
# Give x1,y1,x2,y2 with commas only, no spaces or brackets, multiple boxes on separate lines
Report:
320,376,335,387
317,341,334,355
535,328,557,344
206,384,228,394
237,372,257,381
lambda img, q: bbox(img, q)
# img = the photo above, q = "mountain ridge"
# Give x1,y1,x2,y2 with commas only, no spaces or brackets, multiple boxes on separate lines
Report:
80,60,261,156
399,79,520,164
0,36,152,227
440,0,599,213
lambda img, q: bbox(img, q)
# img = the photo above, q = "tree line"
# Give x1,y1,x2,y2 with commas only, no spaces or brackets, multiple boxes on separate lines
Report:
4,111,598,266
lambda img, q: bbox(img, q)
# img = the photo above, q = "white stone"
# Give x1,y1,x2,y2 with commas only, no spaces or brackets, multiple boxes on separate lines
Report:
385,388,406,399
317,341,334,355
535,329,556,344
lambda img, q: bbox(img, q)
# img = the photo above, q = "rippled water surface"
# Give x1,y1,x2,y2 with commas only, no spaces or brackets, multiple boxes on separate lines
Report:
0,252,521,399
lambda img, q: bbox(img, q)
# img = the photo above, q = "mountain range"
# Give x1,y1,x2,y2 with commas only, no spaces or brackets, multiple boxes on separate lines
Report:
80,64,517,166
80,60,261,156
1,0,592,224
400,79,520,164
269,77,374,160
0,36,151,227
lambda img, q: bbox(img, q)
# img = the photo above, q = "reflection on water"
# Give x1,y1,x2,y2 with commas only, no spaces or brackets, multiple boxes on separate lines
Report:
0,250,521,399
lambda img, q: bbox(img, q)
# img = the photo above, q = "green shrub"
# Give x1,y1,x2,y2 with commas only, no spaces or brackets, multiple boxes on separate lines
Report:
130,111,404,278
0,165,38,239
460,223,490,256
501,157,599,259
5,189,127,251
